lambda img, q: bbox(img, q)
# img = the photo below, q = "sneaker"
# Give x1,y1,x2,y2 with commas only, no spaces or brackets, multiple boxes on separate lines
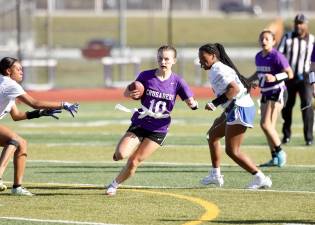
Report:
276,150,287,167
282,137,290,144
259,157,278,167
0,180,7,192
105,184,117,196
11,187,34,196
306,141,313,146
201,174,224,187
246,175,272,189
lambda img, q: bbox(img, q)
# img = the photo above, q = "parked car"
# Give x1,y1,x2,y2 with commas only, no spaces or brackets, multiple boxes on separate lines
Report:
219,2,262,16
81,39,115,59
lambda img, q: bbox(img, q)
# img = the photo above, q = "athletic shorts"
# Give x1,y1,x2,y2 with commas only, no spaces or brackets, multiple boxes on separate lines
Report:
226,104,255,128
261,89,288,105
127,125,167,146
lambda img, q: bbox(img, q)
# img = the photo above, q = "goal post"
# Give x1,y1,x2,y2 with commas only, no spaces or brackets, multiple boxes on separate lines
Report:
101,56,141,87
21,59,57,91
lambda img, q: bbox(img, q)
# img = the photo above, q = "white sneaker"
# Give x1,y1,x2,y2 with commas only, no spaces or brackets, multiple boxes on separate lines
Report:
246,175,272,190
201,174,224,187
0,180,7,192
11,187,34,196
105,184,117,196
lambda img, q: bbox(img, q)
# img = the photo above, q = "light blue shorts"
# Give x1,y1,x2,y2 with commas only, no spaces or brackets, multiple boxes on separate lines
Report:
226,105,255,128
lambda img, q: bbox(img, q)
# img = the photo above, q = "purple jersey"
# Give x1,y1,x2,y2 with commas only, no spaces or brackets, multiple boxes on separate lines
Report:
311,44,315,62
131,69,193,133
255,48,290,96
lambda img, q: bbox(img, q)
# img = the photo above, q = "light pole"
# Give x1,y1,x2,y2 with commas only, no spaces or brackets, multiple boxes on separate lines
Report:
16,0,22,60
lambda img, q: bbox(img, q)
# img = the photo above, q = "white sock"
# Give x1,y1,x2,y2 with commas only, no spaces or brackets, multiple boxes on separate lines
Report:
111,179,119,188
211,167,221,176
254,171,265,179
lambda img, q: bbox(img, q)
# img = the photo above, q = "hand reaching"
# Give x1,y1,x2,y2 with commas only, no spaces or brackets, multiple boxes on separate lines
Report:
62,102,79,117
39,109,62,120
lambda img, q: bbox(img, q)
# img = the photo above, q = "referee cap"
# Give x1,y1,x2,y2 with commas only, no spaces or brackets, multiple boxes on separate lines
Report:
294,13,308,23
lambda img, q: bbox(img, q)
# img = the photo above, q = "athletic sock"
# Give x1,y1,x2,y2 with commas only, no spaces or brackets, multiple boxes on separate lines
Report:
271,151,277,158
111,179,119,188
253,171,265,179
13,184,21,189
211,167,221,176
274,145,282,153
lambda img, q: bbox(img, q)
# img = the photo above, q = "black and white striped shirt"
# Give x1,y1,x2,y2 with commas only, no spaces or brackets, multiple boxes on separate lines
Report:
278,31,315,78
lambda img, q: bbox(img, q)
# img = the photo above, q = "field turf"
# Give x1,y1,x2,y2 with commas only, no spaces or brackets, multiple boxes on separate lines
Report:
0,100,314,225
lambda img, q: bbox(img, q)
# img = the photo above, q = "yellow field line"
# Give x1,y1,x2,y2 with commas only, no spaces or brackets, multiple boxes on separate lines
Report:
129,189,219,225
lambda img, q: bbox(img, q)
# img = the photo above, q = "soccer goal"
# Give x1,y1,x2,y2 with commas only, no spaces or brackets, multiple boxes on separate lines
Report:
21,59,57,91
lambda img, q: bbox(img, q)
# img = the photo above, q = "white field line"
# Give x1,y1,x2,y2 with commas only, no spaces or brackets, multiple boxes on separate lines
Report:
26,159,315,168
284,224,312,225
2,180,315,195
39,142,312,150
0,217,120,225
18,120,307,127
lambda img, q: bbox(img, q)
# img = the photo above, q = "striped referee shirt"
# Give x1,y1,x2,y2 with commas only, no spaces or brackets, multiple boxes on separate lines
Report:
278,31,315,79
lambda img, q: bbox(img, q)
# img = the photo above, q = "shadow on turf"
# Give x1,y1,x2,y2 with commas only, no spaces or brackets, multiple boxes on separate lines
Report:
160,219,315,224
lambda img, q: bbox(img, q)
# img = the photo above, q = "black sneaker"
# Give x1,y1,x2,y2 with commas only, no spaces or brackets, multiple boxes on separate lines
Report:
306,141,313,146
282,137,290,144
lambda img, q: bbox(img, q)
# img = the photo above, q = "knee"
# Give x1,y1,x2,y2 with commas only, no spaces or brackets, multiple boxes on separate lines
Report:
225,148,239,159
260,122,269,132
113,151,125,161
14,137,27,157
207,132,216,144
127,157,141,171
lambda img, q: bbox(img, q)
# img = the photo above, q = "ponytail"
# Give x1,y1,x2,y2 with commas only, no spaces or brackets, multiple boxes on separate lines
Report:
199,43,252,92
214,43,251,92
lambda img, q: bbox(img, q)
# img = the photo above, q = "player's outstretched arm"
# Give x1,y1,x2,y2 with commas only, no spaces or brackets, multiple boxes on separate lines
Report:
10,105,61,121
16,93,79,118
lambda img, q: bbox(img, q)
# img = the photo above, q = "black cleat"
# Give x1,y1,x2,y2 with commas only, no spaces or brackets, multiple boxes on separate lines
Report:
282,137,290,144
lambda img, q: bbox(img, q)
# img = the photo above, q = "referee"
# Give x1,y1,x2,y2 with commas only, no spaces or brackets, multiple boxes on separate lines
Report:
278,13,314,146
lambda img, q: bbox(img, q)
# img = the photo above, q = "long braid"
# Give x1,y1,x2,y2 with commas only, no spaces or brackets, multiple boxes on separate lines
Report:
199,43,252,92
214,43,252,92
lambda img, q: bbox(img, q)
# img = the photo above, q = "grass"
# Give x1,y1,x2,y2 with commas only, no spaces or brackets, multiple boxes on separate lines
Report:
0,100,314,225
34,16,275,48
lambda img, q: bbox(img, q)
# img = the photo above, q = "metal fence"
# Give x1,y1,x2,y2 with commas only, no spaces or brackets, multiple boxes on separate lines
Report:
32,0,315,14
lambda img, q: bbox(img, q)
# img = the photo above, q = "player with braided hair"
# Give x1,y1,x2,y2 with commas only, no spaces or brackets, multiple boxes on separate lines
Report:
0,57,79,196
199,43,272,189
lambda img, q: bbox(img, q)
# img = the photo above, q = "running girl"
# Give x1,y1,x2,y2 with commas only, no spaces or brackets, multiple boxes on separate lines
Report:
199,43,272,189
105,45,198,196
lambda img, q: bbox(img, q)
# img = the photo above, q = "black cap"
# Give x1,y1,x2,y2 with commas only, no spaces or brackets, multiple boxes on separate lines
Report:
294,13,308,23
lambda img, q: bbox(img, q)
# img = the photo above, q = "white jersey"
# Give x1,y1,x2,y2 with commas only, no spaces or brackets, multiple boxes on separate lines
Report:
0,76,26,119
208,61,254,108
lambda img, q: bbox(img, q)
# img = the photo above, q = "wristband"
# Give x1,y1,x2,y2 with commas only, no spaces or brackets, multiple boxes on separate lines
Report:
275,72,288,81
26,110,41,119
191,100,198,110
212,94,228,107
309,71,315,84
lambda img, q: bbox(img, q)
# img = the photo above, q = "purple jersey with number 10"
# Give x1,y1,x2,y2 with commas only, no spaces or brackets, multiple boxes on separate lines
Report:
131,69,193,133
